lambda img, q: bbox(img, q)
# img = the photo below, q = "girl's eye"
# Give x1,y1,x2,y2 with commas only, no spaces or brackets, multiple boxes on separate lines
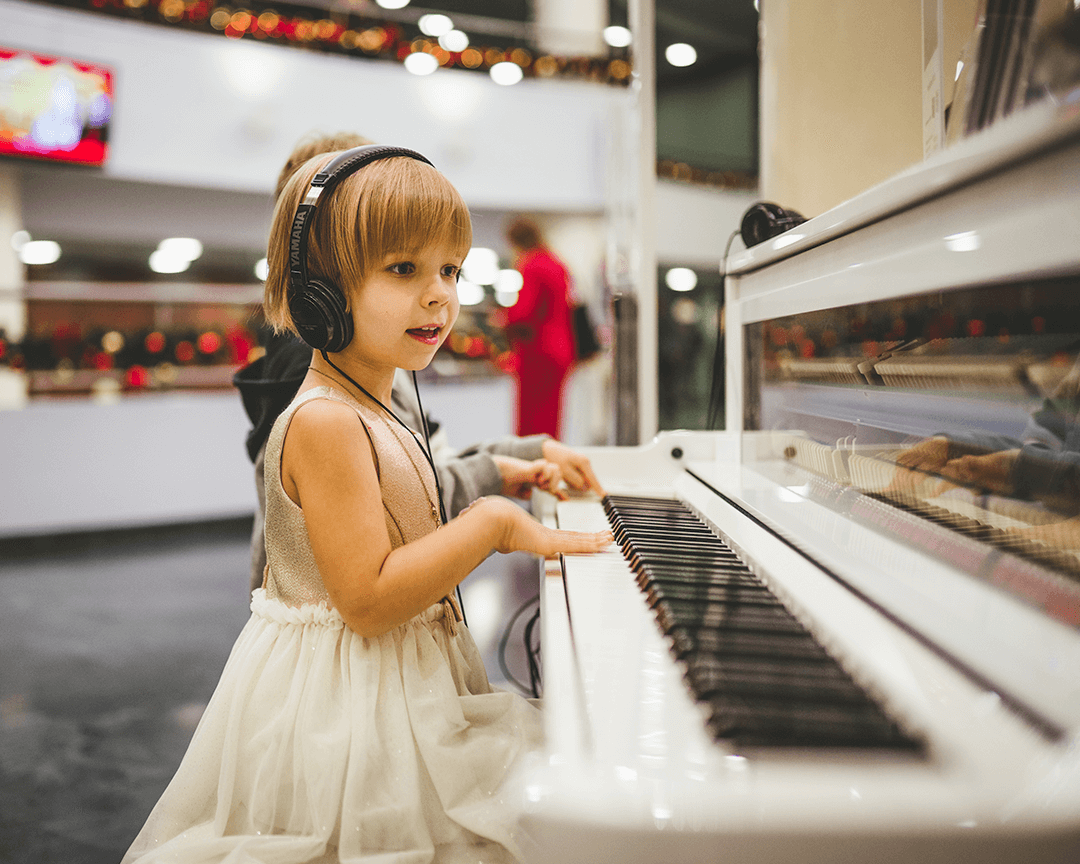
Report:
388,261,415,276
442,265,461,280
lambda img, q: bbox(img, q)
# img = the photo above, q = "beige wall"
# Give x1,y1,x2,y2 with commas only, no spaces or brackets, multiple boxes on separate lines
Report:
760,0,981,219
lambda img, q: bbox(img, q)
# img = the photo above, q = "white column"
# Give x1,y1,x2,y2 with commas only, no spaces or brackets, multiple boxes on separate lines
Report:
629,0,657,444
0,165,25,340
533,0,606,57
0,164,28,409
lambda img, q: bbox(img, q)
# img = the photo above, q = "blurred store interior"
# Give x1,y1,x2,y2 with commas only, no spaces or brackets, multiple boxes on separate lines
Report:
0,0,1018,859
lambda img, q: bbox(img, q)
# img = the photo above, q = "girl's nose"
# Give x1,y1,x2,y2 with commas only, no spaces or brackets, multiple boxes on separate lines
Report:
424,275,453,306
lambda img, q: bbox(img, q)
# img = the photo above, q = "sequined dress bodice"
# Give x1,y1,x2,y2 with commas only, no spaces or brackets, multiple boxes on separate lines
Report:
262,385,440,608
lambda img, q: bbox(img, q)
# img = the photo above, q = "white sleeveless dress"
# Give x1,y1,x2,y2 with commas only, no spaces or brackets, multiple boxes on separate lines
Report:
122,386,543,863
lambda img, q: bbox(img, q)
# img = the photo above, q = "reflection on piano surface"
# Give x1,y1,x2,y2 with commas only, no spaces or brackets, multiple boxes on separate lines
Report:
522,99,1080,863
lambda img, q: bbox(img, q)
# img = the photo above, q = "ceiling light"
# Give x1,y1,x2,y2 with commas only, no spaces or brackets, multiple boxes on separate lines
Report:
149,249,190,274
665,267,697,292
158,237,203,261
375,0,409,8
665,43,697,67
490,61,523,86
439,30,469,52
404,52,439,75
10,229,30,253
418,13,452,37
603,25,631,48
19,240,61,265
457,279,485,306
463,247,499,285
494,269,523,293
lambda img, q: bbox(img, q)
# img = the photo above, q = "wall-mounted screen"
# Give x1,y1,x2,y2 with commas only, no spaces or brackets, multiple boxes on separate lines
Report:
0,46,113,166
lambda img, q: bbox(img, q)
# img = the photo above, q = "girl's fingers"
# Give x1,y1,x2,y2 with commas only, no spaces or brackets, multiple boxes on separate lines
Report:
546,528,613,555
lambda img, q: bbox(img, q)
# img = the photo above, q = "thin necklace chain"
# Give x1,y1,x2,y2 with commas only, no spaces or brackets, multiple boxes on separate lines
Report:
307,365,439,525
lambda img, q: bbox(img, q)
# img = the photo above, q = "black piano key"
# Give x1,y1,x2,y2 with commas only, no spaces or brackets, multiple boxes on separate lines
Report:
636,570,763,590
643,582,780,608
635,560,754,575
654,599,807,635
629,551,747,570
683,654,869,704
669,626,834,662
603,494,923,752
705,694,919,749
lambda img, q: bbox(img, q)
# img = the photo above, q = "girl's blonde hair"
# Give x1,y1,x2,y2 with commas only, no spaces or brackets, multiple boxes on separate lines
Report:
264,152,472,334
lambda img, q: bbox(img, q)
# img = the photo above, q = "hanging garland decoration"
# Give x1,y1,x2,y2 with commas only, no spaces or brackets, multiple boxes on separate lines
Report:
39,0,633,85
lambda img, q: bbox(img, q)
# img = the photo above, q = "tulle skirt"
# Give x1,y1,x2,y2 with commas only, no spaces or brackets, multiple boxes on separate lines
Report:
122,589,543,863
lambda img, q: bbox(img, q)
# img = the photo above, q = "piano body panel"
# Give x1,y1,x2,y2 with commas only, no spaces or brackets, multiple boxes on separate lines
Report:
724,98,1080,279
728,135,1080,327
527,101,1080,861
526,443,1080,863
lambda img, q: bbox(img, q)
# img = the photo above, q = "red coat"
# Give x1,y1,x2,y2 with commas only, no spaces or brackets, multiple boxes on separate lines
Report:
501,247,575,437
503,247,575,371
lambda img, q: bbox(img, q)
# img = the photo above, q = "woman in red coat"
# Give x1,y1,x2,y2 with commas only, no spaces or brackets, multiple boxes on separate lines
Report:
500,217,575,438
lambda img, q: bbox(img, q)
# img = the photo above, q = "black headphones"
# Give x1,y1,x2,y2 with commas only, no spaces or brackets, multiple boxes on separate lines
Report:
287,144,435,352
739,201,807,248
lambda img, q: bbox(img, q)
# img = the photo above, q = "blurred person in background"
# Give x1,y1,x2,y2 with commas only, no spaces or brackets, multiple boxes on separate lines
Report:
235,134,603,595
495,217,575,439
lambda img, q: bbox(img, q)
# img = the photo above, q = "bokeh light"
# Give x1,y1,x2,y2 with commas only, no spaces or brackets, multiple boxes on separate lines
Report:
490,61,523,85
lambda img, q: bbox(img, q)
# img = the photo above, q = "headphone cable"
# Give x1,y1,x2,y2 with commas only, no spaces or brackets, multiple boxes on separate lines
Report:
319,351,467,624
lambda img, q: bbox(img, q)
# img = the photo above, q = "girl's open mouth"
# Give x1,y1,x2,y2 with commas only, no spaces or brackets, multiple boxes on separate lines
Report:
407,326,441,345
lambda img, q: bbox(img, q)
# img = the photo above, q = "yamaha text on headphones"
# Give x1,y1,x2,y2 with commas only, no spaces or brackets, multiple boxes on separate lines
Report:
287,144,434,353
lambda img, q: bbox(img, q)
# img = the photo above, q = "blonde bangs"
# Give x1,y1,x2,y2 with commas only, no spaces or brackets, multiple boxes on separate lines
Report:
264,152,472,335
350,158,472,269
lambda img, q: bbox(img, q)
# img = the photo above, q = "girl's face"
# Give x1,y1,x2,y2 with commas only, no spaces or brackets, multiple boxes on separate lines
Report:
344,239,462,375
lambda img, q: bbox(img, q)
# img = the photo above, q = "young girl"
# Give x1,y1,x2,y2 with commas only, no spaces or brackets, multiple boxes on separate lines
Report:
122,148,611,864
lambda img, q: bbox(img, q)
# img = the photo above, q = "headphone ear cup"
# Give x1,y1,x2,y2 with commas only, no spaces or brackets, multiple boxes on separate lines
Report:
740,202,807,248
290,279,353,353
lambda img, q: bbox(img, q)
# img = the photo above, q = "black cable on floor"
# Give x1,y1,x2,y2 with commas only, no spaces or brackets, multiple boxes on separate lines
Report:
498,593,540,697
523,604,542,698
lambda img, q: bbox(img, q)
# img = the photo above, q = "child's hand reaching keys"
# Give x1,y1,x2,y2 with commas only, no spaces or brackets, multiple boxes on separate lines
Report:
461,496,613,556
492,455,566,499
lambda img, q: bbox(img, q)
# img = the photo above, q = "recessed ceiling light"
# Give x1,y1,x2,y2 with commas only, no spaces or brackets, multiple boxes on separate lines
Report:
418,13,452,36
603,25,631,48
404,52,439,75
19,240,61,265
439,30,469,52
665,43,697,67
665,267,698,292
490,61,523,86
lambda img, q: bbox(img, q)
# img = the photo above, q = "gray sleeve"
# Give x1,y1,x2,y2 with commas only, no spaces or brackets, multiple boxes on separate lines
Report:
435,435,550,517
436,453,505,519
250,444,267,596
459,434,549,461
391,371,550,516
1011,443,1080,509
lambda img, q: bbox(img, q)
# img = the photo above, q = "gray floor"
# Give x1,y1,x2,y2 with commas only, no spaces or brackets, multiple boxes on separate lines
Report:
0,519,540,864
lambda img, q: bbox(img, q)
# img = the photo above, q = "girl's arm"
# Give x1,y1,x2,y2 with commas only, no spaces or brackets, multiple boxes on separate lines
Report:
282,398,611,637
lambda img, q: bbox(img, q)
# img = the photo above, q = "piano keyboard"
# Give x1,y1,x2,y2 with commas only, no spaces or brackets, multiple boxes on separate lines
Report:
604,494,922,751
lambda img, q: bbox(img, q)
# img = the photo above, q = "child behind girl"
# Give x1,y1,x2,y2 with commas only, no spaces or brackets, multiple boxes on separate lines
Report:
122,146,611,864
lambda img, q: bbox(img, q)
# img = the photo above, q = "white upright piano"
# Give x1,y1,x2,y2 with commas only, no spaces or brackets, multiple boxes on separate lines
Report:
524,96,1080,863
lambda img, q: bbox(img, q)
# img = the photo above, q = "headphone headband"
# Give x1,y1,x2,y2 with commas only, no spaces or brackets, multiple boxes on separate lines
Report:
288,144,434,298
286,144,434,351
